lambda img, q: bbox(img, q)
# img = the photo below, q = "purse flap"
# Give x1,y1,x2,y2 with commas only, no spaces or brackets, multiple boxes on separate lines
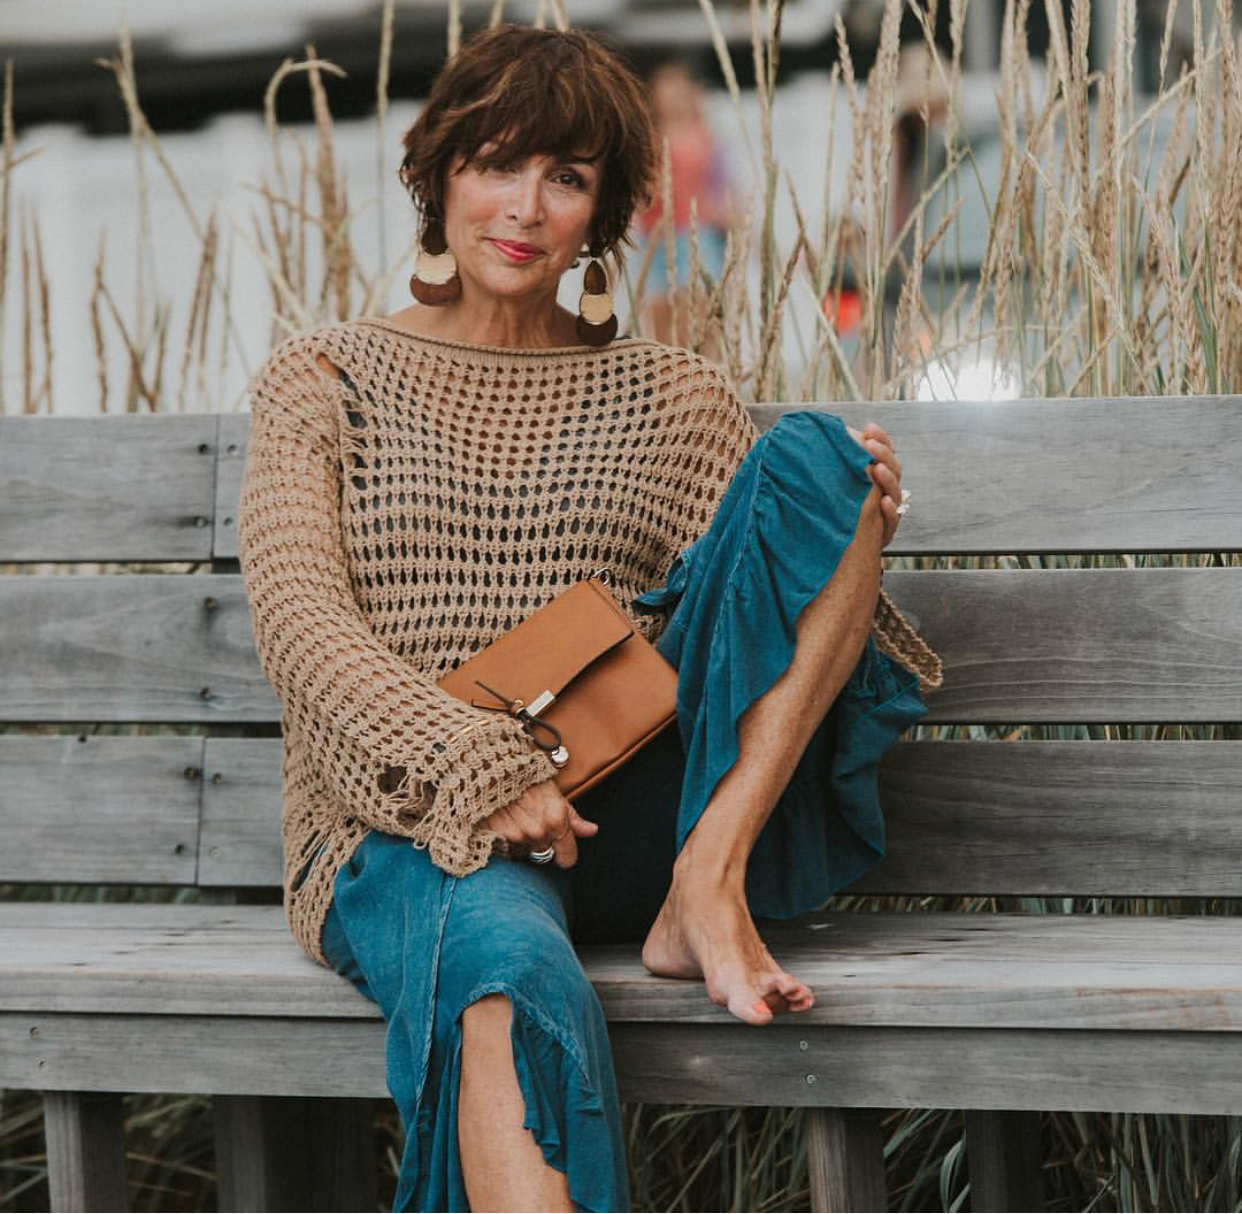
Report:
437,578,635,709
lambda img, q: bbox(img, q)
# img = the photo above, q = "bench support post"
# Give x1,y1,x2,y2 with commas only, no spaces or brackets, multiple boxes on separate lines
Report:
42,1091,129,1213
214,1095,376,1213
965,1109,1044,1212
806,1107,886,1212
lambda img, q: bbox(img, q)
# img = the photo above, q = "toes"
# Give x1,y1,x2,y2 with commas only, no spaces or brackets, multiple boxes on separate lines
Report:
754,973,815,1015
726,994,774,1026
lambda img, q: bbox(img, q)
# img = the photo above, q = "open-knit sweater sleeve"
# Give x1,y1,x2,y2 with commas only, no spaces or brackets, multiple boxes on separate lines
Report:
237,336,559,877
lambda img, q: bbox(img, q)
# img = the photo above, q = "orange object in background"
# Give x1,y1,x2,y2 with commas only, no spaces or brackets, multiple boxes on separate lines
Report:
824,287,861,336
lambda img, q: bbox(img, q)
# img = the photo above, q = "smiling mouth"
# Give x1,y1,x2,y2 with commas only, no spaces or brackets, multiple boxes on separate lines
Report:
489,238,543,258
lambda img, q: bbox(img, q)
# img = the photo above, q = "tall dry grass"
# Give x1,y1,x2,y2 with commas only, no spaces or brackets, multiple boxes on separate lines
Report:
3,0,1242,1209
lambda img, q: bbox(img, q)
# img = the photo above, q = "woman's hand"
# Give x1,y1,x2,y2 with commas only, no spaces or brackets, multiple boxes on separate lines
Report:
848,422,905,547
482,779,599,868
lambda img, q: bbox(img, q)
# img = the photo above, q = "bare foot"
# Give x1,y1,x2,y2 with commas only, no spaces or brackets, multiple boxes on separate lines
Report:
641,874,815,1026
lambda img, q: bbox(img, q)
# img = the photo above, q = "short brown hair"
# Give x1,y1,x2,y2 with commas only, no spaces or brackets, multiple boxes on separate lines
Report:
399,25,658,262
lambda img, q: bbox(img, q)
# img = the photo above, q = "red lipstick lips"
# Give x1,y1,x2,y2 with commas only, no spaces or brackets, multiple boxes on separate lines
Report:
490,238,542,261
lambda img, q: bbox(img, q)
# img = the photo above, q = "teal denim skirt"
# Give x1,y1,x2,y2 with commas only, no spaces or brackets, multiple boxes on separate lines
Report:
322,409,928,1212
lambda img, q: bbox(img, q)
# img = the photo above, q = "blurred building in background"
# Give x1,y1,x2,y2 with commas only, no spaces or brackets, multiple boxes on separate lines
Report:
1,0,1237,413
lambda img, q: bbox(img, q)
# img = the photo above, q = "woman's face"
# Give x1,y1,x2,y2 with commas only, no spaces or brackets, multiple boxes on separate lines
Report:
441,140,602,307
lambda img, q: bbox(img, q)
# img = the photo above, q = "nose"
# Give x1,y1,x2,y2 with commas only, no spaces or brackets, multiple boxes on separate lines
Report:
506,165,544,227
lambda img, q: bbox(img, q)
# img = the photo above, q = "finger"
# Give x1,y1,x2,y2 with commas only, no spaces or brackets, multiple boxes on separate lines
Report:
861,422,893,449
553,828,580,869
879,495,899,546
869,460,900,497
864,438,902,482
532,792,577,847
487,806,527,853
567,805,599,837
509,797,553,845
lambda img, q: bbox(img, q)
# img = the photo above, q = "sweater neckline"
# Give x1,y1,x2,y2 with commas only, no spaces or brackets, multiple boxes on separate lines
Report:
356,316,644,362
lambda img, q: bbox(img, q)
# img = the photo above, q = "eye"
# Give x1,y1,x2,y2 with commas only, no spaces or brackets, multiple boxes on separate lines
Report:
554,168,588,189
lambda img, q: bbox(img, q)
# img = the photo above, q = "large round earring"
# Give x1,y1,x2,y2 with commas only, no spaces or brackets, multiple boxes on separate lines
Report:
409,216,461,305
576,249,617,346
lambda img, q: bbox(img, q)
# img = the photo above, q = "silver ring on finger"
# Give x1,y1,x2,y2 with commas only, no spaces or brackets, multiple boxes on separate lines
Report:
529,846,556,865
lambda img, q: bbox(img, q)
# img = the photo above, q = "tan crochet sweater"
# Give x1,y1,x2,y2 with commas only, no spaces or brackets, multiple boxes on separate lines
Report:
237,318,940,964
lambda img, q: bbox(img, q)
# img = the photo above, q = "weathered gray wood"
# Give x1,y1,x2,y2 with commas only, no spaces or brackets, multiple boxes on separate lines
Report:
42,1090,129,1212
0,737,203,884
0,415,219,562
214,1095,376,1213
0,576,277,722
194,737,1242,895
861,741,1242,896
8,568,1241,724
609,1023,1242,1114
7,1013,386,1098
212,415,248,563
199,739,283,886
885,567,1242,722
9,905,1242,1032
806,1108,887,1212
805,397,1242,554
213,1096,269,1213
210,400,1242,558
965,1110,1044,1212
0,904,377,1020
14,1015,1242,1113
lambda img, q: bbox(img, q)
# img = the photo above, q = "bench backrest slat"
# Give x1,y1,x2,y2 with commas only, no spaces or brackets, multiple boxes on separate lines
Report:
0,577,277,723
886,567,1242,722
0,416,220,562
5,569,1239,724
827,398,1242,555
76,735,1237,896
3,404,1239,898
856,740,1242,896
5,403,1239,565
0,737,202,884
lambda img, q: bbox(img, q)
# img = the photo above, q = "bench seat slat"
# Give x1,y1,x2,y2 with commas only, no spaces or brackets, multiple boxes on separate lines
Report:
5,906,1242,1033
9,1014,1242,1115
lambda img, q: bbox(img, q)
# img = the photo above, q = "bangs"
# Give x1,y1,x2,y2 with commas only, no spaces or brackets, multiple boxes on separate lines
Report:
449,52,618,170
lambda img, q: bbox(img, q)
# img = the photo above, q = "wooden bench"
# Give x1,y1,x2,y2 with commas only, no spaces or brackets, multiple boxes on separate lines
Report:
3,398,1241,1213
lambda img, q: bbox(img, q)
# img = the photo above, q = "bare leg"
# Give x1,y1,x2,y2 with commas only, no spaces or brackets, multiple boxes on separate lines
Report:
641,488,885,1025
459,993,574,1212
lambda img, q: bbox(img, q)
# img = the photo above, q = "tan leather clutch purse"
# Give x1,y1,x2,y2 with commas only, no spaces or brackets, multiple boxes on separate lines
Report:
437,573,677,800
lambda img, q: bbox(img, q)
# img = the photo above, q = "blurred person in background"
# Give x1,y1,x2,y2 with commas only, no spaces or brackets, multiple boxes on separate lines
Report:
634,58,735,348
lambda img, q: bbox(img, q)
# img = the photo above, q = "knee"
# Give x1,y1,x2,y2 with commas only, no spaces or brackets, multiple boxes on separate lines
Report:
461,991,513,1049
454,950,603,1051
462,990,511,1029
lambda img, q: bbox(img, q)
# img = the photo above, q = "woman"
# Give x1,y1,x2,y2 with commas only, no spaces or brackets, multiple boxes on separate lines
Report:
237,23,940,1213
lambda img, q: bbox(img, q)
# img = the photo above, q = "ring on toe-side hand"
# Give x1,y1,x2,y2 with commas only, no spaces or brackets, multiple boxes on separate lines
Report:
529,846,556,865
